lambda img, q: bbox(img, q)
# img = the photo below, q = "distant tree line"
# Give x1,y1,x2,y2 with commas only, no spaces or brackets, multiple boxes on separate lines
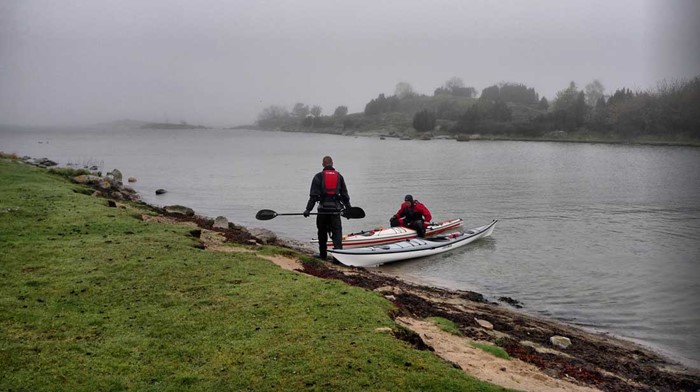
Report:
434,77,477,98
480,83,539,106
387,76,700,140
257,101,351,132
364,94,401,116
257,75,700,141
530,77,700,139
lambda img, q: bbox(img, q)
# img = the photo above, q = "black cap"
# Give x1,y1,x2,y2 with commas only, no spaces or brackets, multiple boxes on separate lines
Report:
404,194,413,202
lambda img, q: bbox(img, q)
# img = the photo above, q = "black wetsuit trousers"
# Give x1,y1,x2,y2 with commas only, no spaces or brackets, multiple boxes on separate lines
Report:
407,219,426,237
317,213,343,258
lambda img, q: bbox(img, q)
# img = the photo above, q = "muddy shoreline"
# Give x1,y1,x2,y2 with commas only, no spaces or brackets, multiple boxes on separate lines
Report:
157,209,700,392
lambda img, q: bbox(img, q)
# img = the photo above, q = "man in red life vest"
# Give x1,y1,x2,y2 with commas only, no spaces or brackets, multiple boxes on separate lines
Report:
304,156,351,260
391,194,432,237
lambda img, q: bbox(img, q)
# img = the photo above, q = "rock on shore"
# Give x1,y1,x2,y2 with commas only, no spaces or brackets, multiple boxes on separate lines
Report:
72,173,139,201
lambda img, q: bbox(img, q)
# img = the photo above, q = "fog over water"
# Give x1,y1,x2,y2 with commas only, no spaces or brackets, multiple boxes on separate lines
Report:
1,0,700,127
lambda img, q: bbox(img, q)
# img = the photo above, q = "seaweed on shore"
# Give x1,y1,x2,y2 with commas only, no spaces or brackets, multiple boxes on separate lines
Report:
296,261,700,392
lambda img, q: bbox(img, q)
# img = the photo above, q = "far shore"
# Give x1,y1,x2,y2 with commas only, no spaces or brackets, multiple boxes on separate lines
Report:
231,124,700,148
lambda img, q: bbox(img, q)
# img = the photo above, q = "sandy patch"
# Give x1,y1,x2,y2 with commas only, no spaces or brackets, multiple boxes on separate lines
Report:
396,317,600,392
200,231,303,271
208,242,303,271
257,254,304,271
141,214,198,227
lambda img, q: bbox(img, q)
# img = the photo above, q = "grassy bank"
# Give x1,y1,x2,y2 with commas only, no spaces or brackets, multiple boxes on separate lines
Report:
0,158,509,391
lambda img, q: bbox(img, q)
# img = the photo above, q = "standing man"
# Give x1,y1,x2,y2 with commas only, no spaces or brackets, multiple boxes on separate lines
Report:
391,194,432,237
304,156,351,259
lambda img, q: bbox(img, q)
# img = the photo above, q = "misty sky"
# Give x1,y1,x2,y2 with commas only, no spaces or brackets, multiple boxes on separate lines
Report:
1,0,699,127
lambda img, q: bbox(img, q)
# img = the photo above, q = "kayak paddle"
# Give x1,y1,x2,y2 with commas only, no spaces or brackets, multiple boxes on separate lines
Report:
255,206,365,221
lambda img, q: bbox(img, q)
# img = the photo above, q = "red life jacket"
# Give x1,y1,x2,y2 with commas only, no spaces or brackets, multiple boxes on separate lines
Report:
322,169,339,196
402,201,421,221
399,200,431,223
320,169,341,210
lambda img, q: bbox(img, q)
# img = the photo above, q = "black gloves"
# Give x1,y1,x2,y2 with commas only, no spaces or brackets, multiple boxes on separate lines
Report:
303,210,310,218
389,216,400,227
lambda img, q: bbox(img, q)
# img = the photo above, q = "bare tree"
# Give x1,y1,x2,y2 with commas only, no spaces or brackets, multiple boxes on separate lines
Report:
584,80,606,107
257,105,289,122
552,82,579,112
292,102,309,118
445,76,465,91
333,106,348,117
394,82,415,99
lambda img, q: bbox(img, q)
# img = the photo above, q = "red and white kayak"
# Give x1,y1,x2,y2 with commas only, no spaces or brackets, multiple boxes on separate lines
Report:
311,218,463,249
329,220,497,267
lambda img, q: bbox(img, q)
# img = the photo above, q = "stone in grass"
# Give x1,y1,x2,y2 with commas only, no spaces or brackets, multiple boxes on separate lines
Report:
550,335,572,349
248,227,277,244
213,216,229,229
72,175,102,185
34,157,57,167
475,318,494,330
108,169,123,182
164,205,195,217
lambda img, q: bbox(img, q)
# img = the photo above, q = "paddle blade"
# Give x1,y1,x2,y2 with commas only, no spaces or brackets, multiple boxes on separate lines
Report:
341,207,366,219
255,209,278,220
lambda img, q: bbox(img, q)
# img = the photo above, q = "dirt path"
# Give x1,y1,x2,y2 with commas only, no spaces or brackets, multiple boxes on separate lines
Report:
397,317,600,392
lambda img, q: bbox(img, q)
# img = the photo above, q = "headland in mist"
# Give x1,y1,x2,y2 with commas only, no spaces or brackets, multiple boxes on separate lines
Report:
249,76,700,146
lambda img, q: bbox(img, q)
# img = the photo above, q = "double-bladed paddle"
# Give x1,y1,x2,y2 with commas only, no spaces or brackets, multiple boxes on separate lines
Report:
255,206,365,221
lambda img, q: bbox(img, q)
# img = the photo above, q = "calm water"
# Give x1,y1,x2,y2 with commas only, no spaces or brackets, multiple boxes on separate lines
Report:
2,126,699,368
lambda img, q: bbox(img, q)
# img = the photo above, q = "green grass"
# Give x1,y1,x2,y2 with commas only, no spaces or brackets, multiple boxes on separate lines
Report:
46,166,92,179
470,343,511,360
0,158,512,391
428,317,463,336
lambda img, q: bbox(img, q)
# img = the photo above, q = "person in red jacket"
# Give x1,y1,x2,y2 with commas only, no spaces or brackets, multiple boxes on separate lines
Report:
391,194,432,237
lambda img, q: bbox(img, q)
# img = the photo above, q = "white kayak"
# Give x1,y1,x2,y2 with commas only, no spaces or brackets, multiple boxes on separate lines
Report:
311,218,463,249
328,220,497,267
